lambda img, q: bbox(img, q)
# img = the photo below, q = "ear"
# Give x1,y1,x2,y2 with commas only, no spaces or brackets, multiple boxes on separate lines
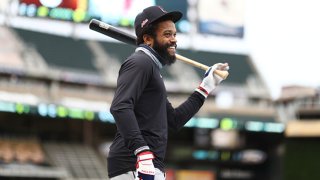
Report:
143,34,154,47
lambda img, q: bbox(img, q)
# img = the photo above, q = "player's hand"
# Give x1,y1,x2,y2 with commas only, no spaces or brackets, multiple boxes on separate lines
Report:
136,151,155,180
196,63,229,98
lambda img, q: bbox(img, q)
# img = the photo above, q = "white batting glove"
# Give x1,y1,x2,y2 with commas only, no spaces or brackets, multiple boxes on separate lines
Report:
136,151,155,180
196,63,229,98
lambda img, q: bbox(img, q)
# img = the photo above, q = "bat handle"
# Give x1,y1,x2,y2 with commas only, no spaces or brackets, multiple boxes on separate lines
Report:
175,54,229,80
213,70,229,80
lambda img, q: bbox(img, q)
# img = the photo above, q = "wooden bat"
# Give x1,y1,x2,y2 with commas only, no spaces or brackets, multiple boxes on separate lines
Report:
89,19,229,79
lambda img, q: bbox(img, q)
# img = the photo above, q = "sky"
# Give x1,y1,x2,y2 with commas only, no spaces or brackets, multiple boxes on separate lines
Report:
245,0,320,99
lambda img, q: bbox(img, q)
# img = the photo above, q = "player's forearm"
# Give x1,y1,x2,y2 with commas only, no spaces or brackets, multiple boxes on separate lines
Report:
167,91,205,131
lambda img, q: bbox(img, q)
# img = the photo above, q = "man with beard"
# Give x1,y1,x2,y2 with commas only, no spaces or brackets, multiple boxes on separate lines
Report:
108,6,229,180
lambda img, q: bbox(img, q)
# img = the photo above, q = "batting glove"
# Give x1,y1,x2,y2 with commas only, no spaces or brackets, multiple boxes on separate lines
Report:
136,151,155,180
196,63,229,98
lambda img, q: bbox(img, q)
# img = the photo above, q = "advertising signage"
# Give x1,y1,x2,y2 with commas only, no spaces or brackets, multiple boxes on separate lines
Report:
17,0,190,32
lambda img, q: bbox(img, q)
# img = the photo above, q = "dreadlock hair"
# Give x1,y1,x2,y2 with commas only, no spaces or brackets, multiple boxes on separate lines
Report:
136,23,157,45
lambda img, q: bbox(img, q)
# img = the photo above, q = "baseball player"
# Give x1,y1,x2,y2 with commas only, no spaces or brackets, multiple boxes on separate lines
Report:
107,5,229,180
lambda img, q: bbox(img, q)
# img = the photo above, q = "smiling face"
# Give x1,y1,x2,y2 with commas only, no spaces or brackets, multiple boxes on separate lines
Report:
144,20,178,65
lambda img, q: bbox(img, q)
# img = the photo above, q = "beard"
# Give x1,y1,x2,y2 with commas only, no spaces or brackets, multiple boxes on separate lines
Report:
153,39,176,65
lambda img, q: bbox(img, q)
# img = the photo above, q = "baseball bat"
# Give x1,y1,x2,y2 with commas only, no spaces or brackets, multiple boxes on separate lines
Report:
89,19,229,79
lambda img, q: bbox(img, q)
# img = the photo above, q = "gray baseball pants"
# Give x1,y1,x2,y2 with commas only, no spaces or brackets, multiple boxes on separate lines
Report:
110,168,165,180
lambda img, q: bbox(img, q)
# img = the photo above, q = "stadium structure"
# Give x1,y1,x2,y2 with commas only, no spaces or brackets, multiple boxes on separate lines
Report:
1,0,319,180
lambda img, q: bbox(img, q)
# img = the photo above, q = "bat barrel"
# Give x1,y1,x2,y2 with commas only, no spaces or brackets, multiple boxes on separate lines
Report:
89,19,136,46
